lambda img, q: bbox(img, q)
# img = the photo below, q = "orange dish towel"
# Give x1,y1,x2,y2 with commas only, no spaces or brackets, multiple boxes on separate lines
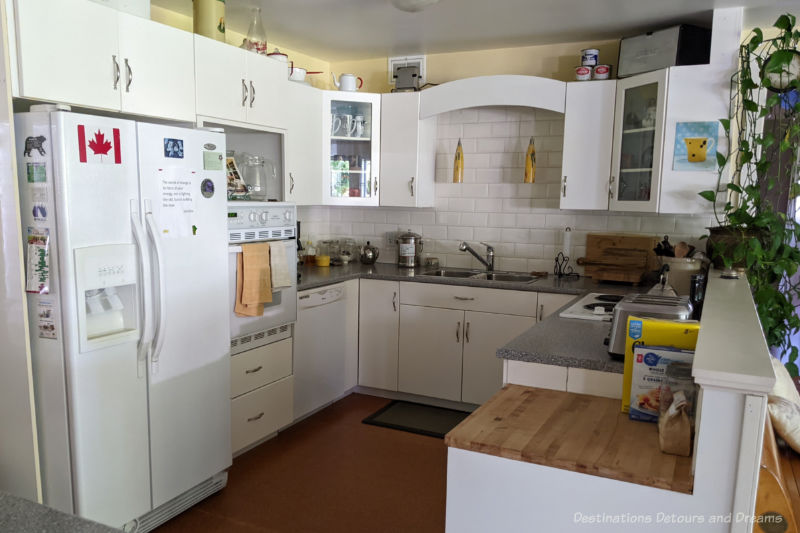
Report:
235,243,273,317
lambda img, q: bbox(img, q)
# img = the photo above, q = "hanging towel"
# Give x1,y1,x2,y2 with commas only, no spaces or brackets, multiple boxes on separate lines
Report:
234,253,263,317
269,241,292,289
242,242,272,304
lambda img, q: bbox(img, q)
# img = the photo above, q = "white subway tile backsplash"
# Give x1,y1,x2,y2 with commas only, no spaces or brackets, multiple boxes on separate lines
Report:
299,105,690,275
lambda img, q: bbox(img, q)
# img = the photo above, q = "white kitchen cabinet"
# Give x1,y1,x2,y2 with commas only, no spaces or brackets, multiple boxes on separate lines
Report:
379,92,437,207
398,305,465,402
285,82,324,205
560,81,616,211
462,312,536,405
194,35,288,129
609,69,668,213
536,293,576,321
117,13,195,122
358,279,400,391
323,91,381,206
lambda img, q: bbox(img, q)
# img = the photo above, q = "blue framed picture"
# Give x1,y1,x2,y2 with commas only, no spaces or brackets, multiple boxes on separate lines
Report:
164,138,184,159
673,121,719,172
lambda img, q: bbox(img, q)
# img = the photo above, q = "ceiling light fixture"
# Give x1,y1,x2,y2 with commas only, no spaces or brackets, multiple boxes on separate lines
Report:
390,0,441,12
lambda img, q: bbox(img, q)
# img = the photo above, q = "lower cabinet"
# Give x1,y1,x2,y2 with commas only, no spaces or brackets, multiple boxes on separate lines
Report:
358,279,400,391
230,338,294,454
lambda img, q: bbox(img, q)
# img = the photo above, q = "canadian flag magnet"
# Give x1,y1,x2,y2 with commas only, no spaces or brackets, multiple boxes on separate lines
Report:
77,125,121,164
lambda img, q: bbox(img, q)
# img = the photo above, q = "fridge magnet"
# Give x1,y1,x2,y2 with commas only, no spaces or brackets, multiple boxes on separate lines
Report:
77,125,122,164
26,227,50,294
673,121,718,171
37,300,56,339
26,162,47,183
203,151,223,171
23,135,46,157
164,138,184,159
32,204,47,222
201,178,215,199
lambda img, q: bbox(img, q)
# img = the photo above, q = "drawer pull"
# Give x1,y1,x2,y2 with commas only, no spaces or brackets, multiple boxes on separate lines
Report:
454,296,475,301
456,321,461,343
245,365,263,374
247,412,265,422
539,303,544,322
465,321,470,343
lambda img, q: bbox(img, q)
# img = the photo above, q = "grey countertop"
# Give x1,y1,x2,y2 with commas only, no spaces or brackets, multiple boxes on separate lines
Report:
0,492,118,532
297,262,635,374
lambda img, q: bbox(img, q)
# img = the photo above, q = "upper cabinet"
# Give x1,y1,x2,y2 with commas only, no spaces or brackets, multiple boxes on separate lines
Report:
9,0,195,122
609,69,669,213
285,82,323,205
379,92,437,208
194,35,289,129
322,91,381,206
560,81,616,211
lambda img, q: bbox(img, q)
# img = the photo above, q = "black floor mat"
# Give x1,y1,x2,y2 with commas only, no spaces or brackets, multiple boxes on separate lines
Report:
362,400,471,439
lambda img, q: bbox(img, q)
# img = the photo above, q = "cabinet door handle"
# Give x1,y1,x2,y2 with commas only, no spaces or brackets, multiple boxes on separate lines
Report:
392,291,397,312
562,176,567,198
241,79,248,107
374,179,378,195
454,296,475,301
289,173,295,194
456,321,461,343
409,176,415,197
245,365,263,374
465,322,470,343
250,80,255,108
124,58,133,92
247,412,265,422
538,303,544,322
112,55,120,89
609,175,615,200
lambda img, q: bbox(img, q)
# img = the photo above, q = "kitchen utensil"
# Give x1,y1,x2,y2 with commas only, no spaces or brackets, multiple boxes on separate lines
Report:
267,48,288,62
332,72,363,92
674,241,690,258
241,154,277,201
554,252,575,278
396,230,423,268
339,238,358,264
360,241,379,264
581,233,660,284
658,257,702,297
288,63,307,82
524,137,535,183
453,139,464,183
243,7,267,54
607,294,693,357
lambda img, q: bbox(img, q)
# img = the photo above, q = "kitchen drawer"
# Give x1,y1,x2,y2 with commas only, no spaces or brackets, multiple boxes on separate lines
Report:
231,338,293,399
231,376,293,453
399,282,537,317
504,360,567,391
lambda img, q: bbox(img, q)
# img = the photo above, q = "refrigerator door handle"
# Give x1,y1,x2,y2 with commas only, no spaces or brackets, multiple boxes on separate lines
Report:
131,200,153,379
145,201,167,375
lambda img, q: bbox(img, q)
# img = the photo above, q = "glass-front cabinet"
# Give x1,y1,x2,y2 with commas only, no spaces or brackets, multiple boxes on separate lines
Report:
609,69,668,212
322,91,381,206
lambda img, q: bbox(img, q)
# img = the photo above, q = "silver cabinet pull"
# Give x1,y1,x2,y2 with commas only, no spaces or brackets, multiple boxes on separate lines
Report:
289,173,295,194
245,365,263,374
539,303,544,322
454,296,475,301
562,176,567,198
609,175,615,200
247,412,265,422
465,322,470,343
410,176,415,197
124,58,132,92
456,321,461,343
392,291,397,312
112,55,120,89
241,79,248,107
250,80,255,107
373,179,378,195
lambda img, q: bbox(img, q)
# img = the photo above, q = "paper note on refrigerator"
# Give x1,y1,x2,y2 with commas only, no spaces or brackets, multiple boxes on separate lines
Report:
159,169,196,238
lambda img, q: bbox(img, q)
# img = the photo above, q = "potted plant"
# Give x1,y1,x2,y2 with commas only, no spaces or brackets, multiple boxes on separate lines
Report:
700,14,800,374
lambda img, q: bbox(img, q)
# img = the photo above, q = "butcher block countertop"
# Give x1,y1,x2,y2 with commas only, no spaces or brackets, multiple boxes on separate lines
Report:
444,384,694,494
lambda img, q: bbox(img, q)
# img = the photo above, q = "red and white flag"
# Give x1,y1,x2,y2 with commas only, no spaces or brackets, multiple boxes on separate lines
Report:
77,125,121,164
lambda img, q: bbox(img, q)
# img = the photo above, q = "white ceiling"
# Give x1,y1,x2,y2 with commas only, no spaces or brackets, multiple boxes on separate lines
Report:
154,0,795,61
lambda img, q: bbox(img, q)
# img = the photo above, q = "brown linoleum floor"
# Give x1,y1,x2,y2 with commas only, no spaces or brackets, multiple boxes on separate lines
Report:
155,393,447,533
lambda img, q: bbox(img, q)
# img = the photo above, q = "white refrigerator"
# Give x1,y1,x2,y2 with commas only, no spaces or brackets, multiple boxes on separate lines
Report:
14,106,231,531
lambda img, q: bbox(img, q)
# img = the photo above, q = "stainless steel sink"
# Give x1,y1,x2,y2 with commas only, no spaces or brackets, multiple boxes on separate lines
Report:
473,272,540,283
420,269,481,278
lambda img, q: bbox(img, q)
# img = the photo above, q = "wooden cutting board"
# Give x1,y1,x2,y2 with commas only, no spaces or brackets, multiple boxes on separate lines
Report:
580,233,660,284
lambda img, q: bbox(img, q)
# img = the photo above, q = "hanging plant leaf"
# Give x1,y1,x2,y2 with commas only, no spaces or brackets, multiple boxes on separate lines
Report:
727,183,743,193
716,151,727,168
775,14,795,31
698,190,717,202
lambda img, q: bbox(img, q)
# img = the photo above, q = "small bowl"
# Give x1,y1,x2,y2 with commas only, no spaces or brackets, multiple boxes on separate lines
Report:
316,255,331,267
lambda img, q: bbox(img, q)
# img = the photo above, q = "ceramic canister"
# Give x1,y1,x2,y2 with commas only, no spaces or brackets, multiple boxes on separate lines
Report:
593,65,611,79
575,66,592,81
194,0,226,42
581,48,600,66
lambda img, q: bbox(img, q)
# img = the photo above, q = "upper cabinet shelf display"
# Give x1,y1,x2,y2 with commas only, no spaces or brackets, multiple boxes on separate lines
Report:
322,91,381,206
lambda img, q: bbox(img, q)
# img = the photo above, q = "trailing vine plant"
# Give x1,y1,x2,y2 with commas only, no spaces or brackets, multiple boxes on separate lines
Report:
700,14,800,374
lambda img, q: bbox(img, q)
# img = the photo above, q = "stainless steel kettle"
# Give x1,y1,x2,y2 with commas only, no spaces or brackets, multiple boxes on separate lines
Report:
396,229,423,268
360,241,379,265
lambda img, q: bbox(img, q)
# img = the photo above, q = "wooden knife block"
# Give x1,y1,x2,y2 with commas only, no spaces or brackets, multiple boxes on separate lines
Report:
580,233,660,284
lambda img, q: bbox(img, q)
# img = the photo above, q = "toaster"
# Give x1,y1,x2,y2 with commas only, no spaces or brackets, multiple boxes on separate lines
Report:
607,294,693,358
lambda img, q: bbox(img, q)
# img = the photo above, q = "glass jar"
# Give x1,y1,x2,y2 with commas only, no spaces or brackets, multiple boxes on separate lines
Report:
241,155,272,201
659,362,696,418
244,7,267,54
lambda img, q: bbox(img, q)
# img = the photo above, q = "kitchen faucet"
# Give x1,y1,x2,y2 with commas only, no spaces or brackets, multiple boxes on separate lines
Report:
459,241,495,271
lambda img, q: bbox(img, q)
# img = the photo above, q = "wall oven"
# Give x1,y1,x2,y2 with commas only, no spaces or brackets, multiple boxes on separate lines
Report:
227,202,297,355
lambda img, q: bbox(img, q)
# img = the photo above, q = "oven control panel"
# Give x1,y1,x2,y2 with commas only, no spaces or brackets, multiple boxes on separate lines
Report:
227,201,296,243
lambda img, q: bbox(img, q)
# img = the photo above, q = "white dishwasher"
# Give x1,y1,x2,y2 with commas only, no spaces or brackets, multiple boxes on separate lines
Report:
293,280,359,421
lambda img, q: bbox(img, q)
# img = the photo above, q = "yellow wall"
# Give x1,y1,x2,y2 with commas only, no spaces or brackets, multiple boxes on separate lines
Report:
150,5,333,89
331,39,620,93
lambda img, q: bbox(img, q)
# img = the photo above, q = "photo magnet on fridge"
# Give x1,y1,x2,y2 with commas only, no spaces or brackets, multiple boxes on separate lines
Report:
26,162,47,183
164,138,184,159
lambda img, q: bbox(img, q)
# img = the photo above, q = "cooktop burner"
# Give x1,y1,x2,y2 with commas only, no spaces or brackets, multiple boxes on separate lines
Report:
583,302,616,313
596,294,624,303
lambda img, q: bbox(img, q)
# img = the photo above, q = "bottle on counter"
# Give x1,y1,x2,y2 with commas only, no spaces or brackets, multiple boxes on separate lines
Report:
305,241,316,265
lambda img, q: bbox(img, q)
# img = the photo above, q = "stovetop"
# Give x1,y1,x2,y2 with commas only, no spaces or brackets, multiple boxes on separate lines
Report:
559,292,624,321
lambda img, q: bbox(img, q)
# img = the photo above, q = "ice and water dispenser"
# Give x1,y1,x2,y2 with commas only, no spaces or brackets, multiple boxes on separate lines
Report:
74,244,139,352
